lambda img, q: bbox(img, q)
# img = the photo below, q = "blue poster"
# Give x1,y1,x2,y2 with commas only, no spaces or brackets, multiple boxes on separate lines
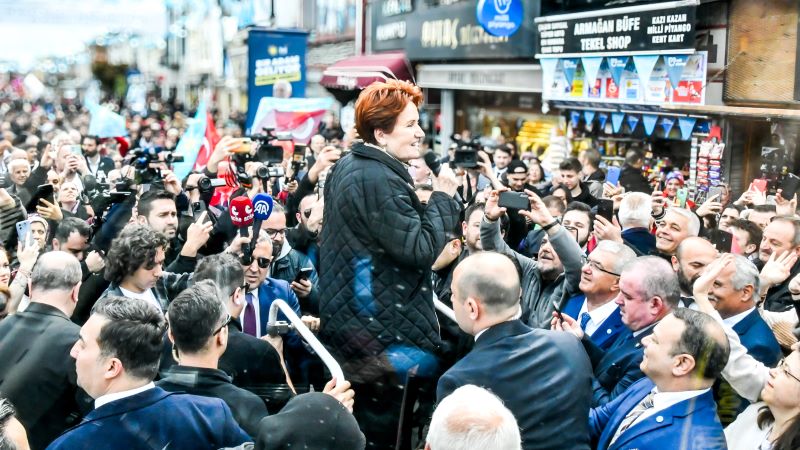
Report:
247,28,309,130
607,56,629,86
476,0,523,37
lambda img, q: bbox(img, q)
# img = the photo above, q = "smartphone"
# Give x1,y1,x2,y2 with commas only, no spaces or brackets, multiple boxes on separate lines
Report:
606,166,621,186
552,299,565,324
498,191,530,210
707,185,725,201
780,173,800,200
752,178,768,194
25,184,55,213
68,144,83,156
292,144,307,162
293,267,313,283
657,176,665,192
595,199,614,221
709,229,733,253
233,138,253,154
676,188,688,207
15,220,31,247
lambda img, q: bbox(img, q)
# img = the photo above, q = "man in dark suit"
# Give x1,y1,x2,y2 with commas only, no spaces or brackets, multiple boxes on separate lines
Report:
562,240,636,351
707,254,781,425
618,150,651,194
555,256,680,407
0,251,87,450
437,252,593,450
48,296,251,449
589,308,730,450
82,136,115,182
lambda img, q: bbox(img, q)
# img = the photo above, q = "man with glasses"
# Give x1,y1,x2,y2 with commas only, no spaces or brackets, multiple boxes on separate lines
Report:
158,280,269,436
560,241,636,351
262,202,320,315
554,256,680,407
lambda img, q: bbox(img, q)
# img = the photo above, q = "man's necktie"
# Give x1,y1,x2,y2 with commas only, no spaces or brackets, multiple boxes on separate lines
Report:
243,293,257,337
579,312,591,331
609,390,656,445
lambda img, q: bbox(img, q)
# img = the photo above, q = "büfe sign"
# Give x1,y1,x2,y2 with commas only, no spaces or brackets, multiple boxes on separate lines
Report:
535,2,697,57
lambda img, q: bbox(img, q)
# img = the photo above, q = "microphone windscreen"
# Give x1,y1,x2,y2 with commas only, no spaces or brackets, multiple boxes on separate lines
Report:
229,196,254,228
252,193,274,221
423,150,441,177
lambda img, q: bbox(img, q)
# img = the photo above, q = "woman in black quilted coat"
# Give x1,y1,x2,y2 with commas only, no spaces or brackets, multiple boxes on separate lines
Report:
318,79,461,449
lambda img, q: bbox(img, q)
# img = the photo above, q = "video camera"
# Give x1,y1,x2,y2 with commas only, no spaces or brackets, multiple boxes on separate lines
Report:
130,147,185,186
450,133,482,169
235,128,293,187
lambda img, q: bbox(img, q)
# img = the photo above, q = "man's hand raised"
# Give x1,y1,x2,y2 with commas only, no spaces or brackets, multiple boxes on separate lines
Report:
518,189,556,228
484,188,509,221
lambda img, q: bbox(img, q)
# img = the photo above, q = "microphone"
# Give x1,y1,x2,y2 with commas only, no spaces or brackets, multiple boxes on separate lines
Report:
250,193,274,247
229,196,254,239
423,150,442,177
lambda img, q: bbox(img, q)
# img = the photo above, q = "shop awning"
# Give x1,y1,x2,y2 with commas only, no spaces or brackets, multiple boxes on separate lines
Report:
320,52,414,91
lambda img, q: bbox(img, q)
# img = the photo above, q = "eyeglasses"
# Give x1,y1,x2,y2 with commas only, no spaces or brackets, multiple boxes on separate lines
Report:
213,314,232,335
303,208,312,219
582,257,621,277
240,254,271,268
264,228,287,238
778,358,800,384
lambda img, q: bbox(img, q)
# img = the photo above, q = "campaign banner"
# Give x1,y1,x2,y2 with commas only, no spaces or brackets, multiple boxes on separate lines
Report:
246,29,309,129
536,2,697,57
250,97,335,145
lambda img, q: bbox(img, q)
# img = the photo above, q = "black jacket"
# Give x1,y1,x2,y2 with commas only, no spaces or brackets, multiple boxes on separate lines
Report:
437,320,593,450
270,245,320,315
619,164,651,194
318,142,461,382
764,259,800,312
219,320,286,388
0,302,87,449
157,365,268,437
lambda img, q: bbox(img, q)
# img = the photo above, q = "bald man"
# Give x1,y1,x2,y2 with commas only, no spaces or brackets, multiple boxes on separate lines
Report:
437,252,593,450
671,237,719,307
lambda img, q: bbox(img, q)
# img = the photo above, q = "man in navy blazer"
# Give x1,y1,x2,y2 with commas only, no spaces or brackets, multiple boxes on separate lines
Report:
47,296,250,450
707,254,781,425
589,308,730,450
555,256,680,407
562,241,636,351
437,252,593,450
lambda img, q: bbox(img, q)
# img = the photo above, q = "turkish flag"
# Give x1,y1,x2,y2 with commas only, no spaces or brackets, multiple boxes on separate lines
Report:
193,113,220,172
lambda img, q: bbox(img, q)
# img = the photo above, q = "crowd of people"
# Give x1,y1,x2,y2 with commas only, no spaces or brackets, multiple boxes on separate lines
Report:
0,79,799,450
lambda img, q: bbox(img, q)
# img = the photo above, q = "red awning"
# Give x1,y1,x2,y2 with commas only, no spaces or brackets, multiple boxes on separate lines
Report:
320,52,414,91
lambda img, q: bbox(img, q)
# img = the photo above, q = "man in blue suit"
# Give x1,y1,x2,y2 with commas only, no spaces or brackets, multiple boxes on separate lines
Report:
438,252,593,450
555,256,680,407
562,241,636,351
707,254,781,425
47,296,250,450
589,308,730,450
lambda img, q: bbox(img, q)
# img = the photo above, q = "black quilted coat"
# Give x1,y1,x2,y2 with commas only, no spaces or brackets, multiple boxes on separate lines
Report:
318,142,462,383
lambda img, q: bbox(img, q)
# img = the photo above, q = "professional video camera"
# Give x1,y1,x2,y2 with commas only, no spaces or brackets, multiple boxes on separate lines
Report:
130,147,185,186
234,128,292,187
450,133,482,169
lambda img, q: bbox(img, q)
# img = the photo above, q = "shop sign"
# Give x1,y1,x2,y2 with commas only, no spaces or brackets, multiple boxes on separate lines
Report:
476,0,523,37
535,1,697,57
416,64,541,93
370,0,414,52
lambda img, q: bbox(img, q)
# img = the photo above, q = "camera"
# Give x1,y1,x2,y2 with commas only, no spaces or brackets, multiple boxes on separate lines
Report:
450,133,482,169
198,176,228,194
130,147,184,186
256,165,285,179
288,144,307,182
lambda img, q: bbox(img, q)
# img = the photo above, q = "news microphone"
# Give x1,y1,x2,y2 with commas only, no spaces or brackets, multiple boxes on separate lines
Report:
423,150,441,177
250,193,274,245
229,196,254,239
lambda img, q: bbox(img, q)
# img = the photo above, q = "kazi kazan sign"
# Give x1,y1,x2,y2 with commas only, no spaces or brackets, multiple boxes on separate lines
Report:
535,0,698,57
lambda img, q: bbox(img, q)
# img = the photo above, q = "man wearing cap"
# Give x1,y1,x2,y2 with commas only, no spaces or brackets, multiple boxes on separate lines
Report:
502,160,541,248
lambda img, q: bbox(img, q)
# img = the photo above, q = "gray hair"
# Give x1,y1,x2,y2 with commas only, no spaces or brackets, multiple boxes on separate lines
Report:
31,251,82,292
426,385,521,450
194,253,244,298
594,240,637,275
622,256,680,308
618,192,651,229
730,254,760,301
666,208,701,237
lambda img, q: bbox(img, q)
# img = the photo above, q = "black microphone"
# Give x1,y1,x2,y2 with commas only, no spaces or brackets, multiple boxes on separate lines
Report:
423,150,442,177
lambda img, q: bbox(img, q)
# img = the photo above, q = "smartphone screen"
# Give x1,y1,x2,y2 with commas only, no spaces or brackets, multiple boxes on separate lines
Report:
606,166,621,186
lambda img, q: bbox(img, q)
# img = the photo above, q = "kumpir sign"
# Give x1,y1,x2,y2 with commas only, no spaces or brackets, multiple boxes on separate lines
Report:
535,2,697,57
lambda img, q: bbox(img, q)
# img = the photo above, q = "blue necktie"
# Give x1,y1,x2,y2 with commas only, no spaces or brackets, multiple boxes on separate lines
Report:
579,312,591,331
243,293,257,337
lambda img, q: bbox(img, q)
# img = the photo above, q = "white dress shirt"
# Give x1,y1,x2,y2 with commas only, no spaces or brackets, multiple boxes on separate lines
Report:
578,299,619,337
632,387,710,427
723,307,756,328
95,382,155,409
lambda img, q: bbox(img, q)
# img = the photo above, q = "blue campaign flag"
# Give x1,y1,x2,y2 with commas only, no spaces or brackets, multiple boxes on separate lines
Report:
87,102,128,138
172,101,208,179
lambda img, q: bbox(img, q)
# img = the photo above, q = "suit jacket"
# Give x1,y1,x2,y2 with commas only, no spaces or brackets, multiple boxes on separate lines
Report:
563,294,625,351
219,319,287,389
715,309,781,425
0,302,86,450
585,324,654,407
46,387,250,450
590,377,727,450
157,366,269,437
84,155,115,180
621,227,657,256
437,320,593,450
